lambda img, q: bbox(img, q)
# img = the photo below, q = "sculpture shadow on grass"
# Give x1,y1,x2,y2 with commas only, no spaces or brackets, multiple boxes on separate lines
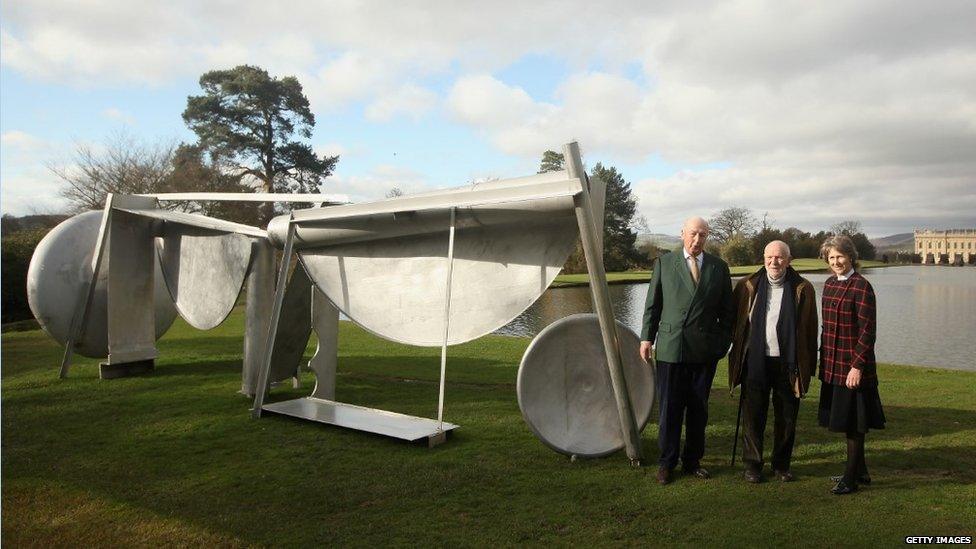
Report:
153,358,246,377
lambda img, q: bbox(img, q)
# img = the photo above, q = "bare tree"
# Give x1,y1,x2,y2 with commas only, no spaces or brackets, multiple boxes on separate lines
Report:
48,133,261,223
830,220,863,236
630,213,650,235
385,187,404,198
50,132,176,212
708,206,758,243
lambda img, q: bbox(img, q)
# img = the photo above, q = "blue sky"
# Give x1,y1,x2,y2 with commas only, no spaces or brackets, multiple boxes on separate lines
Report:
3,1,975,236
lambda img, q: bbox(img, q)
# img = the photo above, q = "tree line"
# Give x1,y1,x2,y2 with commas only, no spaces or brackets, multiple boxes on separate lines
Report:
706,208,877,266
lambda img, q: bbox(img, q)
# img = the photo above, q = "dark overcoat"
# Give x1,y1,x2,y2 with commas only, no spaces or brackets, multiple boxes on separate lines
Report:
727,266,819,397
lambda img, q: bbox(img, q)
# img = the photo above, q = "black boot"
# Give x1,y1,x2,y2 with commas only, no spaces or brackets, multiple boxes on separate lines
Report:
832,432,865,495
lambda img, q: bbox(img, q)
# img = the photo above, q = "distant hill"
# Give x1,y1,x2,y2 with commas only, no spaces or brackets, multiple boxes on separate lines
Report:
636,233,681,250
870,232,914,253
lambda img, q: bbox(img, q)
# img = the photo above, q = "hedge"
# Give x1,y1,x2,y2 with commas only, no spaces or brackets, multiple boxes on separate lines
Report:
2,229,50,324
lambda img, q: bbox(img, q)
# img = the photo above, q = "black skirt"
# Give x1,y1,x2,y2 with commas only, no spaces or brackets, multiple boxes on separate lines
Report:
818,381,886,434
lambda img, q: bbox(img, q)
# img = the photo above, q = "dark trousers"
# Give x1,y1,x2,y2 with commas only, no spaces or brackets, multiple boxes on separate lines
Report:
655,360,717,470
741,357,800,472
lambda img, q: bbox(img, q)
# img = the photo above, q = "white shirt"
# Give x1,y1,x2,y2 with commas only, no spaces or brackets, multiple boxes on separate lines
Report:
682,248,703,272
836,268,855,281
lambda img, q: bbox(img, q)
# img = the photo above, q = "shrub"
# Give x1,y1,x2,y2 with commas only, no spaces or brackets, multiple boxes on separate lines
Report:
721,234,755,267
2,229,50,324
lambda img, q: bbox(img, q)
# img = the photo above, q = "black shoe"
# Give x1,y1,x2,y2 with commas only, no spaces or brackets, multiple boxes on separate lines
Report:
656,467,673,485
683,466,711,479
831,479,858,495
744,468,765,484
774,469,795,482
831,473,871,485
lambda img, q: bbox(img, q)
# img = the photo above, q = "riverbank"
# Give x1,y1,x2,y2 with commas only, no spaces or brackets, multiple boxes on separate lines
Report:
3,314,973,545
551,258,898,287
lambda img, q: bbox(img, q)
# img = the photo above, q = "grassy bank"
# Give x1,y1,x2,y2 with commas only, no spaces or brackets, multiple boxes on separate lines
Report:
3,312,973,546
552,258,895,287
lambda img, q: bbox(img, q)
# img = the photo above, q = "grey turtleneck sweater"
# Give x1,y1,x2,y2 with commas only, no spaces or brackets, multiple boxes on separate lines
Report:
765,273,785,357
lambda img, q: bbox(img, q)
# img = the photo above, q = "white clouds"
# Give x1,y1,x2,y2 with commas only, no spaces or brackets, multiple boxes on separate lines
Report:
315,142,347,159
101,108,135,125
1,129,46,151
2,1,975,233
436,3,976,234
0,1,644,88
365,84,437,122
0,131,67,215
634,163,976,236
0,170,67,215
448,75,540,127
325,164,433,203
448,72,648,158
302,52,396,110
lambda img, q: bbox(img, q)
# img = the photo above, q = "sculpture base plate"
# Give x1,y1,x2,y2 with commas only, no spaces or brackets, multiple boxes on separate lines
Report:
99,359,155,379
261,397,458,444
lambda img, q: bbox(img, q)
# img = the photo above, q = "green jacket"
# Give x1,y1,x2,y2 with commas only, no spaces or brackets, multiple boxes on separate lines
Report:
641,251,735,364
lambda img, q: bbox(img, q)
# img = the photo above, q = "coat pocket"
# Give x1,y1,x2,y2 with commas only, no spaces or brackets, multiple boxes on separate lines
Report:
659,322,671,333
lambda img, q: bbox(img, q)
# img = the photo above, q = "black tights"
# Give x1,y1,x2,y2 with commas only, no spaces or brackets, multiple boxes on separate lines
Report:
844,431,867,484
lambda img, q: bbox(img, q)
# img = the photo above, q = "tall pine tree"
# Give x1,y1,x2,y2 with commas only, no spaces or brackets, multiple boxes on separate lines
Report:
537,150,644,272
183,65,339,223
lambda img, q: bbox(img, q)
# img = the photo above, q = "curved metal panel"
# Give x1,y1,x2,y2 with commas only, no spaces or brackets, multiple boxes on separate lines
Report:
516,314,655,458
298,209,578,346
27,211,177,358
268,263,313,383
157,226,252,330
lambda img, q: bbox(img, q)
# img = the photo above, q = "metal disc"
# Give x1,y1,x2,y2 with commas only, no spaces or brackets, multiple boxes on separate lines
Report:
26,210,178,358
517,313,655,458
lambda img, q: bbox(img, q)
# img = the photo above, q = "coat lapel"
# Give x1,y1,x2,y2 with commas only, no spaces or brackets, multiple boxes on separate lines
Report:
698,253,716,297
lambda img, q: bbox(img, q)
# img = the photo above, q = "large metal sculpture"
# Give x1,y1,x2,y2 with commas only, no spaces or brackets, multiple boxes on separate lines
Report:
249,143,651,462
28,192,344,391
29,142,652,465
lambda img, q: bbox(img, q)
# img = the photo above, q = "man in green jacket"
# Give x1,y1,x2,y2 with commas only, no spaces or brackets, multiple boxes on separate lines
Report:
640,216,734,484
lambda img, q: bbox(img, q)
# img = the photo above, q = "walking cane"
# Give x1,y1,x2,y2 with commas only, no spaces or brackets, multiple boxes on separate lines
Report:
730,386,744,466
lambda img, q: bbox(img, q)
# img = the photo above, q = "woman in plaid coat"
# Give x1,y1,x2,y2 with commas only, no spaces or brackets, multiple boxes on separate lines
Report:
818,235,886,495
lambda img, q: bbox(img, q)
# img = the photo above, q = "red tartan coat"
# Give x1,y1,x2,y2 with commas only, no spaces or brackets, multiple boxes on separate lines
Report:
819,271,878,386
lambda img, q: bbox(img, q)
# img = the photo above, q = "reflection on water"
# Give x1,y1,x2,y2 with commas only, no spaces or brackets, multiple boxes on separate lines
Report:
495,266,976,371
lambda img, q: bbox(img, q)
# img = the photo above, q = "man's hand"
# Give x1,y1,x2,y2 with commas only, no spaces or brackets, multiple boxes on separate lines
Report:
846,368,862,389
639,341,654,363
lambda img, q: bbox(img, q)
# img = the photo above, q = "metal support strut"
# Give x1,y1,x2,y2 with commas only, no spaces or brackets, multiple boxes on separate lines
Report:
565,142,643,466
252,217,296,418
437,207,457,432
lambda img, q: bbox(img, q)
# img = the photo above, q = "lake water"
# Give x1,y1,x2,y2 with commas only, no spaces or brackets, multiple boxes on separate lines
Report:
494,265,976,371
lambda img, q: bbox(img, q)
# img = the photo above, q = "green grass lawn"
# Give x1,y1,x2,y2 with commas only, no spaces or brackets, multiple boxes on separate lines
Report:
552,258,894,287
3,312,973,546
